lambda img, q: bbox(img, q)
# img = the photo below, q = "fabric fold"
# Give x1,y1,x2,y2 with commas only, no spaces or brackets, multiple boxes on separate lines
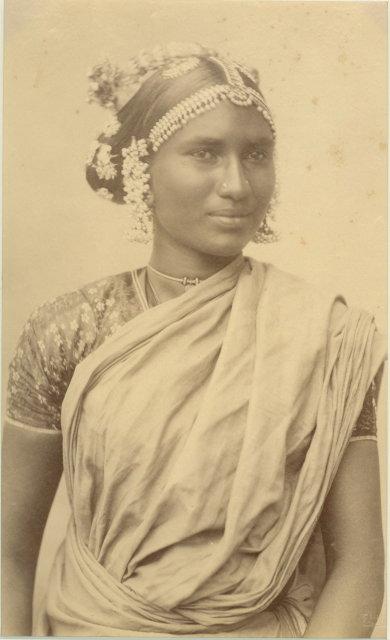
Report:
39,258,385,636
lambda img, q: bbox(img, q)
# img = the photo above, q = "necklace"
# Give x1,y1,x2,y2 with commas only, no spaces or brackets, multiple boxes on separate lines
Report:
145,272,161,306
147,264,201,287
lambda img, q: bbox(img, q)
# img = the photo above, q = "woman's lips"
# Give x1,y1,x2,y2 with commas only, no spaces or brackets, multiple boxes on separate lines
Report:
209,209,251,218
208,209,252,228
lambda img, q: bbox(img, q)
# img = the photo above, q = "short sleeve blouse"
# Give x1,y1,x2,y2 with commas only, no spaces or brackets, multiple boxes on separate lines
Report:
7,272,142,431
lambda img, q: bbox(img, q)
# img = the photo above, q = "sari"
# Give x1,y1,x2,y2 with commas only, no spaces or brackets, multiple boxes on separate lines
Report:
38,256,385,636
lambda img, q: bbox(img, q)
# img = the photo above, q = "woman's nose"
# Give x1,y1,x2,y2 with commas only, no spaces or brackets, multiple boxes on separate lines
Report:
217,158,251,201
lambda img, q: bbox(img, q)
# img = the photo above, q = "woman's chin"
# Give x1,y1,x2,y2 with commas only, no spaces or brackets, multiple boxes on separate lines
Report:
195,233,255,258
156,227,255,260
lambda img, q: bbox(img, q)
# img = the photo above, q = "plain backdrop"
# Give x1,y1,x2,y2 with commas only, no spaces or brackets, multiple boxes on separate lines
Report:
3,0,387,635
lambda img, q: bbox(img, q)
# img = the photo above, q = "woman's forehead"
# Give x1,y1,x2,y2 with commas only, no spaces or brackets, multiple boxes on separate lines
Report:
166,101,273,146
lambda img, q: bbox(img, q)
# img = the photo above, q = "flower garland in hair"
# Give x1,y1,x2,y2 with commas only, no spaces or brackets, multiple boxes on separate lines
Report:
87,43,216,113
88,142,117,181
86,43,216,208
121,138,153,243
102,114,121,137
86,115,121,199
87,61,130,112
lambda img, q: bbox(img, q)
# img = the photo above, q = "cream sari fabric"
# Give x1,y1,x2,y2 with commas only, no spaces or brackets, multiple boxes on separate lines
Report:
39,257,385,636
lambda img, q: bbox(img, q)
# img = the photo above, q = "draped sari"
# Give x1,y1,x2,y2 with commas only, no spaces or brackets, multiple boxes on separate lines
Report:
38,257,385,636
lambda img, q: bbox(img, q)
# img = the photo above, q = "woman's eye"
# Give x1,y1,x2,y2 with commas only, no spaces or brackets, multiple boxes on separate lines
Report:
191,149,216,161
246,150,267,162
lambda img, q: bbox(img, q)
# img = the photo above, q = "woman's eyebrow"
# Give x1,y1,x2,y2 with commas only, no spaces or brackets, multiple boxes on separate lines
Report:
180,136,224,146
244,136,275,147
179,135,274,147
234,136,276,150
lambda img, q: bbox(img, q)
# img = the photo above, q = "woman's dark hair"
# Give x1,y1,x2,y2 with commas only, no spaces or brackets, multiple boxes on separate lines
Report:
85,58,260,203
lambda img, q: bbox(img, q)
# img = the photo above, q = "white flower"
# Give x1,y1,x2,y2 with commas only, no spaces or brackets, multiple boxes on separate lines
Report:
90,143,117,181
103,115,121,137
97,187,114,200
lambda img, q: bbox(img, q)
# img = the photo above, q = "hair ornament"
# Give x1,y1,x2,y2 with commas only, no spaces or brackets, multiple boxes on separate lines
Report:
87,43,217,113
87,60,131,112
122,137,153,243
96,187,114,200
149,85,230,152
162,57,201,79
102,114,121,137
88,142,117,181
148,57,276,152
234,61,259,85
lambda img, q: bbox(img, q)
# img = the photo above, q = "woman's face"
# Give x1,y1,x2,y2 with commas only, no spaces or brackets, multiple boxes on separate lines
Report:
149,100,275,258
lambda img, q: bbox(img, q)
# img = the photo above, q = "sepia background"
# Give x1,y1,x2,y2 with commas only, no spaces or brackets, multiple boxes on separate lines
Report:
4,0,387,635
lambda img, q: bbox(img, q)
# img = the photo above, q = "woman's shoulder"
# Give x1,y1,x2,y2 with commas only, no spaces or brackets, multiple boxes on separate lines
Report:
251,259,336,295
251,258,347,308
28,269,143,341
249,258,365,338
7,270,143,431
251,260,385,364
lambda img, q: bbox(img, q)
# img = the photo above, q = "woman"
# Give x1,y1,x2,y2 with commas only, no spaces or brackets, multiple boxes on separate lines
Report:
3,43,386,637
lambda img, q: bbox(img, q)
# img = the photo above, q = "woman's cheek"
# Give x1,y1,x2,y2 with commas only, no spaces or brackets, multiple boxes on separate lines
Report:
254,168,275,203
171,174,214,209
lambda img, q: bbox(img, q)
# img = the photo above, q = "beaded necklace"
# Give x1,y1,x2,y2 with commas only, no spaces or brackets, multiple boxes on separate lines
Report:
145,264,202,306
147,264,201,287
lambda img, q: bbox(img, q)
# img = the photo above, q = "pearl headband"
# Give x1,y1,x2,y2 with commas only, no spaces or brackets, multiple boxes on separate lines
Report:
87,43,275,155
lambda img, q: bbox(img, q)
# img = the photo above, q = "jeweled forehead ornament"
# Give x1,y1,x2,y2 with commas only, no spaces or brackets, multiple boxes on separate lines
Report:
87,45,275,152
148,56,276,152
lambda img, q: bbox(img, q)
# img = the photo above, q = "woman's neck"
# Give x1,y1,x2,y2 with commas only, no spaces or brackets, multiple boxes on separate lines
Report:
149,243,241,281
147,241,242,304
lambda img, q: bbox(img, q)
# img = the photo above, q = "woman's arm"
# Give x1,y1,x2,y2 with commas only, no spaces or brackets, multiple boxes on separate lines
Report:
2,421,63,636
304,439,384,638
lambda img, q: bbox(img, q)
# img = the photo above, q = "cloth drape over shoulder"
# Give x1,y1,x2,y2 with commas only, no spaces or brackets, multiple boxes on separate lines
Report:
38,257,386,637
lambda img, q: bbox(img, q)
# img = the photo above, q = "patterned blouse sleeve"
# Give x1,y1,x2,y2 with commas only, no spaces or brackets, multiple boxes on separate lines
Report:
6,291,98,431
349,375,381,442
